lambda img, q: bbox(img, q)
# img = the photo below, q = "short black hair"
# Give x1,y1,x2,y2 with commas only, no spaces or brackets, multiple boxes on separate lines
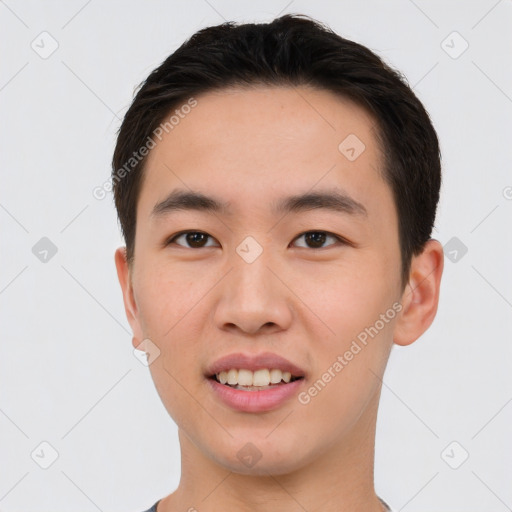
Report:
112,13,441,291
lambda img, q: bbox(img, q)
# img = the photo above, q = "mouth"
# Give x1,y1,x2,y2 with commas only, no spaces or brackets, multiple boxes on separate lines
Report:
204,352,307,411
206,369,306,413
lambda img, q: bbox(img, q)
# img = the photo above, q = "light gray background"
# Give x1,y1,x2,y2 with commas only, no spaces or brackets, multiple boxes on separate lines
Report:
1,1,511,511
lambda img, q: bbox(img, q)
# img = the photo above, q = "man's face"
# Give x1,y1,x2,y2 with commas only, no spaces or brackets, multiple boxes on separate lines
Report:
118,86,405,474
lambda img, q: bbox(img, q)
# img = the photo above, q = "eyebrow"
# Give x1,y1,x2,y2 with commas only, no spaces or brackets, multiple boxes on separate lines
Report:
151,188,368,219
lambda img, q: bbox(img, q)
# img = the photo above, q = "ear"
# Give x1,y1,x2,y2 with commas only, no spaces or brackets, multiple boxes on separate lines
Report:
393,239,444,346
114,247,144,349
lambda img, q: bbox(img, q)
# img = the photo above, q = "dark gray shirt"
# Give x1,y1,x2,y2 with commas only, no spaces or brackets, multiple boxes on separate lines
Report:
140,501,159,512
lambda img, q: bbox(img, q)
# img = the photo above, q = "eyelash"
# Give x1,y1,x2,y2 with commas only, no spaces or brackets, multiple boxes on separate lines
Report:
165,230,349,250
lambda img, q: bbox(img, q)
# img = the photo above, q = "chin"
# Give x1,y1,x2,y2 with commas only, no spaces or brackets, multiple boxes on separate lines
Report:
209,435,313,477
223,455,308,477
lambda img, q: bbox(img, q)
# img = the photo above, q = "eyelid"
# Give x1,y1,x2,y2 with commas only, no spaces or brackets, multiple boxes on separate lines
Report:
165,230,351,249
291,231,349,249
165,230,220,248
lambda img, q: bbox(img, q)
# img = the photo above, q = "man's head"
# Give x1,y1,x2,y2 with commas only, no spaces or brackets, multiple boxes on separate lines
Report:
112,15,443,477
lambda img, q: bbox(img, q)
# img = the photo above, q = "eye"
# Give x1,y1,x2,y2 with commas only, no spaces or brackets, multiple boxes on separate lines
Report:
166,231,219,249
292,231,346,249
165,230,348,250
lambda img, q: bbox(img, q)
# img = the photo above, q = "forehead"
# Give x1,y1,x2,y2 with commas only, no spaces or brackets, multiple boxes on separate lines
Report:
139,85,392,223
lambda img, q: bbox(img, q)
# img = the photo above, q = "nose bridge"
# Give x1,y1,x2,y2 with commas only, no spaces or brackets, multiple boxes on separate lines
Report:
235,233,268,270
212,234,293,334
231,234,276,304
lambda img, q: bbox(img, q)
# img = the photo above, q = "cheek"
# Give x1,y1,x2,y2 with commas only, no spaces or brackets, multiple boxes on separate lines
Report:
136,271,209,425
135,262,196,335
134,261,218,354
304,261,394,334
302,262,396,399
303,285,395,430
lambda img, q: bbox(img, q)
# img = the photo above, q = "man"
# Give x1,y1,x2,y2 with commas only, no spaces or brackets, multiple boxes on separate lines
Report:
113,14,443,512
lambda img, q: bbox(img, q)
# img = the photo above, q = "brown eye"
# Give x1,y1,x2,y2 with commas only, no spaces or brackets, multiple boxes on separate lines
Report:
293,231,342,249
167,231,219,248
186,232,209,247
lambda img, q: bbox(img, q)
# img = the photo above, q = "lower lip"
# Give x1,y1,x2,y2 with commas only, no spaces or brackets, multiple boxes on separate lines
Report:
207,377,305,413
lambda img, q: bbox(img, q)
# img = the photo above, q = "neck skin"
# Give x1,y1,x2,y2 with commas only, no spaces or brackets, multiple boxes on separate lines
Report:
158,383,387,512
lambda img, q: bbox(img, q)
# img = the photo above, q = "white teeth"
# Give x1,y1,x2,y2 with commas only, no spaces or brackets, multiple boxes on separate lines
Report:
238,369,253,386
227,369,238,385
269,369,282,384
215,368,298,387
253,369,270,386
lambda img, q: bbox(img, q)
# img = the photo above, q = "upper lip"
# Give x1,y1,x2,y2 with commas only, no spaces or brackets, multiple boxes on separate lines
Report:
206,352,306,378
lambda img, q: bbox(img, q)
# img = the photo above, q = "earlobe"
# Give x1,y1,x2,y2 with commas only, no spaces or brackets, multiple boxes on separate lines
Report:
114,247,143,348
393,239,444,346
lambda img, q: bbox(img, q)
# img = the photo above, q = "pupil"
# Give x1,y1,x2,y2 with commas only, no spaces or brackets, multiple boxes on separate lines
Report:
187,232,207,247
306,232,326,248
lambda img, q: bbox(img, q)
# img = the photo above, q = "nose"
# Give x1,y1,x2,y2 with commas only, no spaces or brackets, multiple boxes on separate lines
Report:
212,246,294,336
